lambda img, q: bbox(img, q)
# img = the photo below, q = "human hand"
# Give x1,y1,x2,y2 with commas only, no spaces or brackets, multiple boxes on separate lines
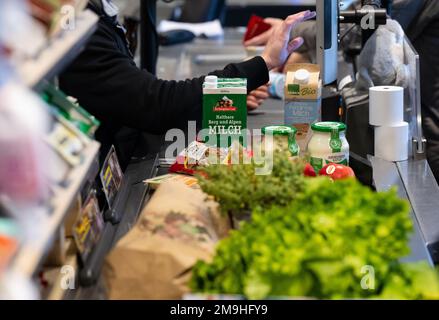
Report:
261,11,316,71
244,18,283,47
280,52,312,73
247,84,270,111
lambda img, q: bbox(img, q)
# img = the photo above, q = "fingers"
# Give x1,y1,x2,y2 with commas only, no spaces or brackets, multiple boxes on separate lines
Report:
263,17,283,27
247,100,259,110
251,86,270,100
247,95,265,110
252,91,270,100
249,11,315,46
247,97,260,110
247,95,265,105
287,10,317,24
244,31,271,46
283,10,316,33
287,37,304,53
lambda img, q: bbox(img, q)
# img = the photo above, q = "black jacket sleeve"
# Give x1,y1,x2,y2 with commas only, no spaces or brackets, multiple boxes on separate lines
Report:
59,20,269,135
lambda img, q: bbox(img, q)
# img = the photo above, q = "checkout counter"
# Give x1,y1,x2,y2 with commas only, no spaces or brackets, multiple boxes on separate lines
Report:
78,1,439,292
154,28,439,265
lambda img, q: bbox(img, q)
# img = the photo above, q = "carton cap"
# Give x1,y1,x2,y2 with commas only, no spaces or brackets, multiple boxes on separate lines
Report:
204,76,218,89
294,69,310,85
205,76,218,84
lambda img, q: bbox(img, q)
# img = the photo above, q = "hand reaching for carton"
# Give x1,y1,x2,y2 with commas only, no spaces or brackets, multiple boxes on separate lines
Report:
260,11,316,71
247,84,270,111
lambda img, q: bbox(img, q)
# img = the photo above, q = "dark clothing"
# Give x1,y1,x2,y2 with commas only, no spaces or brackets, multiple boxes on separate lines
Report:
393,0,439,181
60,2,269,168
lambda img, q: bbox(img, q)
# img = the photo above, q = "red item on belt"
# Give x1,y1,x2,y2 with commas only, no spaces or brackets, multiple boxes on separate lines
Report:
319,163,356,180
243,15,272,42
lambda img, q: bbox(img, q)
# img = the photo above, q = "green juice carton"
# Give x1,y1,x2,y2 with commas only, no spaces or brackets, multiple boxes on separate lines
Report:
202,76,248,147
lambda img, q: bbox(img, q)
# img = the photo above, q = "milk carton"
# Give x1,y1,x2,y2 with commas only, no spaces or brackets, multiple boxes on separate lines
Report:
284,64,322,151
202,76,247,147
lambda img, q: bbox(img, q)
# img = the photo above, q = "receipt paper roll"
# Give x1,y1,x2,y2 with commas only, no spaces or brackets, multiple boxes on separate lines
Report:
369,86,404,126
374,122,409,162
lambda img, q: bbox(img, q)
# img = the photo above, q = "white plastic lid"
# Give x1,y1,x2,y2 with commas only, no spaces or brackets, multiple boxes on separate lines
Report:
204,76,218,89
294,69,310,85
205,76,218,84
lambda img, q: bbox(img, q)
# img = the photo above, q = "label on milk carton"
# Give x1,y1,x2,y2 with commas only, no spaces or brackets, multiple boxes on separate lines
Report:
284,99,322,148
284,64,322,100
284,64,322,150
202,78,247,147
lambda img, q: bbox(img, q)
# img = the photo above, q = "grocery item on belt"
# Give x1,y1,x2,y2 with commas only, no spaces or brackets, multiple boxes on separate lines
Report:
169,141,252,176
307,122,350,172
268,72,285,99
261,125,299,157
243,15,272,43
197,152,307,220
144,174,199,189
202,76,248,147
190,179,434,300
284,64,322,151
303,163,317,177
104,180,230,299
319,163,355,180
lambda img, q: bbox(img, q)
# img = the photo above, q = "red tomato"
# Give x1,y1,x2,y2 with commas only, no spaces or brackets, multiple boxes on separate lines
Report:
319,163,355,180
304,163,317,177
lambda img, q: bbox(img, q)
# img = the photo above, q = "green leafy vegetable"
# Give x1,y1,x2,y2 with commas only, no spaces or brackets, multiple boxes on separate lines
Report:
197,151,306,218
191,177,439,299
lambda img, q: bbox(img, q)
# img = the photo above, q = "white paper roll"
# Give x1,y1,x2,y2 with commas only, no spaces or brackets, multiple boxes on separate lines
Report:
369,86,404,126
374,122,409,162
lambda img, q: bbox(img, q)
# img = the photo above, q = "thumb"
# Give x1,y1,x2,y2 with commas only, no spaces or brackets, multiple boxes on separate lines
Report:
287,37,304,54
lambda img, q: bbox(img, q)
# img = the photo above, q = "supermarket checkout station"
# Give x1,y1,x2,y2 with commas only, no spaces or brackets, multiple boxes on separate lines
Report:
72,2,439,296
1,0,439,299
106,31,435,267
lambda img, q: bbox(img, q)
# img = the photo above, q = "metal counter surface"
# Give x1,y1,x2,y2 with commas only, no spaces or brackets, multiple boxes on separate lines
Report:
156,28,437,264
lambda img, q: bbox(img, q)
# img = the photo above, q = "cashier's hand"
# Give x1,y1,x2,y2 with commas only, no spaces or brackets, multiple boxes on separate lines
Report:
261,11,316,71
247,84,270,111
244,18,283,46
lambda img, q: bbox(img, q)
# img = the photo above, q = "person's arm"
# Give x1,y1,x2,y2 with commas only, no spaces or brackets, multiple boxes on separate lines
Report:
60,11,315,134
60,22,269,134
